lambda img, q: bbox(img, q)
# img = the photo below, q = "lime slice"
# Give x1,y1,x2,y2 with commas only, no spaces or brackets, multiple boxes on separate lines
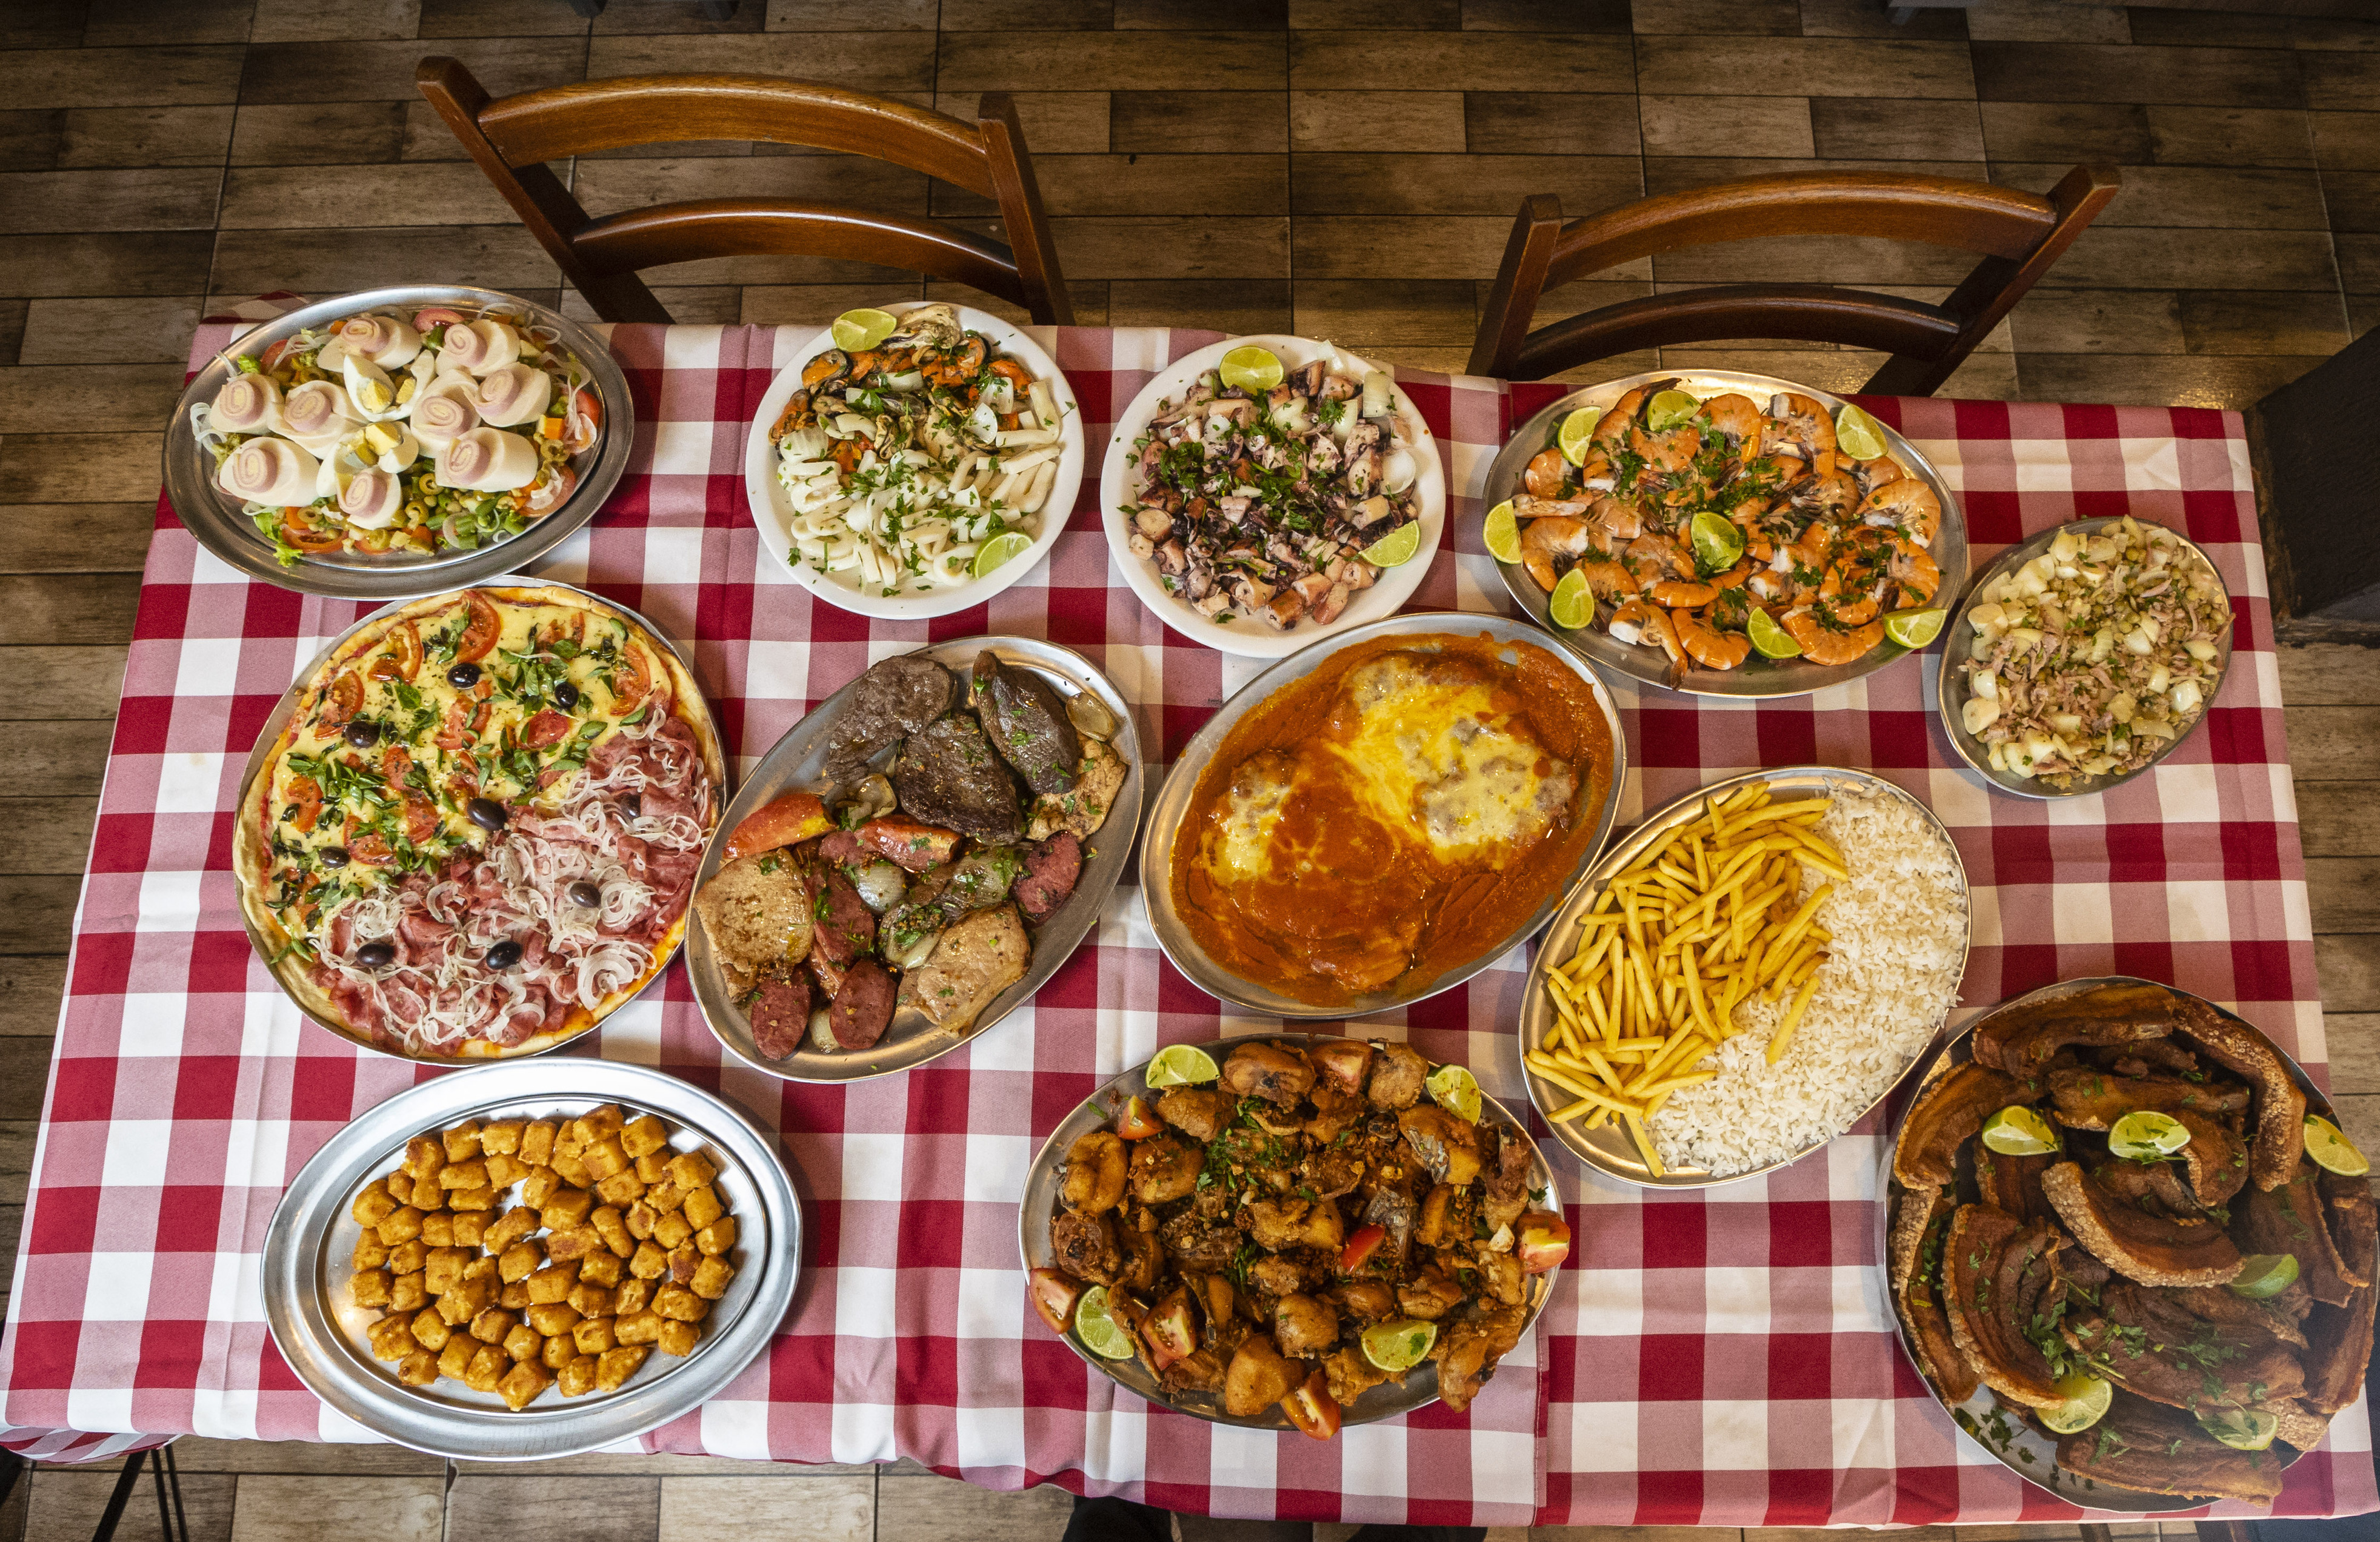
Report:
1645,388,1701,433
1483,500,1522,565
1426,1064,1482,1123
2306,1114,2369,1176
1747,608,1801,660
1146,1045,1219,1089
1548,568,1592,631
2037,1371,2112,1435
1884,608,1947,650
1218,345,1284,394
1360,1318,1438,1372
2198,1407,2279,1452
2229,1252,2302,1301
1835,403,1888,463
2108,1110,2191,1160
972,530,1036,580
1362,522,1422,568
832,308,899,353
1556,408,1604,466
1073,1286,1136,1360
1981,1105,2062,1157
1688,509,1744,574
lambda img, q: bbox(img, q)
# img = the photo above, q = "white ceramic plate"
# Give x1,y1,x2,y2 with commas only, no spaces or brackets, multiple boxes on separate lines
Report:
743,301,1085,620
1096,334,1446,658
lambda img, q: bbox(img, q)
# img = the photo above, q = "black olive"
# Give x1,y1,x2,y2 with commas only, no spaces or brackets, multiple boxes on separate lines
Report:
320,846,350,868
467,797,508,832
622,793,641,818
447,662,481,690
567,879,602,909
485,940,523,970
554,682,579,710
355,940,395,969
343,720,379,749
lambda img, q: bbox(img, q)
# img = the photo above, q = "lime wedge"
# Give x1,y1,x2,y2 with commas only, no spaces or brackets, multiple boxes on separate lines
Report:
1835,403,1889,463
2108,1109,2191,1160
1362,522,1422,568
1884,608,1946,650
1219,345,1284,394
1645,388,1701,433
1981,1105,2062,1157
1074,1285,1136,1360
1747,607,1801,660
1688,509,1744,574
972,530,1036,579
2230,1252,2302,1301
1483,500,1522,565
1556,407,1604,466
2198,1407,2279,1452
2037,1371,2112,1435
1426,1063,1482,1123
1547,568,1592,631
1146,1045,1219,1089
2306,1114,2369,1176
1360,1318,1438,1373
832,308,899,353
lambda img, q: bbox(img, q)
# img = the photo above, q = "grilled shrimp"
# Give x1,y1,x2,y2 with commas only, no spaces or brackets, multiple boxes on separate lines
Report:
1576,557,1641,602
1784,606,1882,666
1523,448,1572,499
1859,475,1942,548
1648,563,1752,609
1587,496,1645,544
1630,413,1701,476
1608,599,1683,663
1521,516,1596,594
1672,606,1752,670
1588,386,1648,460
1763,392,1838,473
1699,393,1765,448
1876,530,1940,610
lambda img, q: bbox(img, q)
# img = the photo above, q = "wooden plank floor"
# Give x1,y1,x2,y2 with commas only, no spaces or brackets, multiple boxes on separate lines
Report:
3,0,2378,1535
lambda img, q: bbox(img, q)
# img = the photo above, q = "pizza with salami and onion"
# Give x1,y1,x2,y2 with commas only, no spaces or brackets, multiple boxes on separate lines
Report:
233,585,723,1058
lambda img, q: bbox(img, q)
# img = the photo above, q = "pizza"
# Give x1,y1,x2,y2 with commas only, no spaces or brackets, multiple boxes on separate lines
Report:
235,585,723,1058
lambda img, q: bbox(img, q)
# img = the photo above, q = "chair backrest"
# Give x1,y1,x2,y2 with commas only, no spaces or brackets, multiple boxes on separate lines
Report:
416,59,1072,327
1467,167,2118,395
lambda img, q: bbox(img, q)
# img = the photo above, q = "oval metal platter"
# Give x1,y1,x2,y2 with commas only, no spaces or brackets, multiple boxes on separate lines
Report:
687,636,1143,1083
232,579,725,1064
1139,610,1627,1020
262,1058,801,1461
165,285,635,600
1519,765,1972,1188
1484,368,1968,699
1878,975,2332,1512
1936,516,2236,800
1016,1031,1561,1430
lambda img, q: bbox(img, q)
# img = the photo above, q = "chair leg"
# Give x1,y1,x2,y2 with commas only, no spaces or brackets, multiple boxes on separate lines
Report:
88,1451,147,1542
155,1444,188,1542
561,0,605,16
1468,193,1564,379
2195,1522,2258,1542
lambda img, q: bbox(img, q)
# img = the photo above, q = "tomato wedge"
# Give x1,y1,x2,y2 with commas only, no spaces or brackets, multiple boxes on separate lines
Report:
722,792,834,862
1116,1097,1165,1142
525,463,578,517
345,823,395,866
564,387,603,455
286,774,323,834
1517,1211,1572,1275
1028,1268,1081,1335
402,793,439,846
1140,1287,1197,1371
433,696,488,751
452,591,501,663
1339,1224,1387,1275
281,509,344,553
368,621,422,682
318,672,363,726
520,708,573,750
611,645,653,716
1281,1370,1341,1442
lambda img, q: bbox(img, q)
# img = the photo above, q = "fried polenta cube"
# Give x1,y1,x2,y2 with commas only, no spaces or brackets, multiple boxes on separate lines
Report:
398,1349,439,1387
485,1206,538,1254
464,1343,506,1392
568,1281,613,1318
541,1187,594,1229
366,1316,416,1363
622,1115,668,1160
653,1284,708,1323
352,1184,399,1229
439,1158,488,1192
496,1359,553,1411
656,1320,701,1358
635,1149,670,1186
452,1212,489,1249
594,1169,646,1208
461,1255,498,1286
525,1264,575,1306
663,1151,716,1191
629,1242,668,1281
576,1105,627,1145
690,1256,735,1301
583,1137,630,1183
595,1345,648,1392
521,1167,562,1210
388,1238,427,1275
441,1120,483,1163
578,1250,622,1289
483,1153,529,1191
436,1275,492,1325
545,1226,604,1265
498,1240,543,1284
555,1117,588,1162
624,1201,659,1241
681,1186,724,1231
479,1118,524,1157
352,1232,390,1272
412,1309,452,1352
614,1278,652,1316
652,1211,693,1251
403,1135,447,1181
502,1323,540,1363
420,1212,455,1248
572,1317,616,1356
519,1119,558,1167
498,1281,532,1312
525,1302,580,1337
616,1309,663,1346
668,1246,699,1285
695,1218,737,1257
437,1336,473,1380
376,1207,425,1247
644,1179,687,1215
558,1355,599,1398
592,1206,634,1258
390,1273,427,1314
469,1307,516,1344
550,1152,595,1191
541,1334,576,1372
350,1269,392,1309
448,1186,497,1212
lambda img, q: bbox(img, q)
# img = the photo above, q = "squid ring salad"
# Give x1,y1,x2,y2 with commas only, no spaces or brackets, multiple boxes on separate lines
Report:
1513,381,1944,671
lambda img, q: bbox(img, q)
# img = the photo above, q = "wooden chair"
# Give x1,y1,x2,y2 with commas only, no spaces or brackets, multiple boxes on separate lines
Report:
416,59,1072,327
1467,166,2119,394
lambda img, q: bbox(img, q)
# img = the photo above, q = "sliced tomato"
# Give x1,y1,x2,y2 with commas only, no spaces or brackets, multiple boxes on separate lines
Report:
281,509,344,553
413,306,468,331
611,645,653,716
345,823,395,866
318,672,364,726
520,708,572,750
286,774,323,834
722,792,833,862
381,745,413,785
1281,1370,1341,1442
564,387,603,455
1116,1097,1165,1142
433,696,489,751
402,793,440,846
368,621,422,682
1028,1268,1082,1335
1140,1288,1198,1372
525,464,578,517
260,337,302,373
452,591,502,663
1339,1224,1386,1275
1516,1211,1572,1275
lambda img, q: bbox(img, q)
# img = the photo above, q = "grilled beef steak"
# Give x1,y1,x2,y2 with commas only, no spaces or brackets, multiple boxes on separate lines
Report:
972,650,1082,796
892,712,1024,842
824,656,955,780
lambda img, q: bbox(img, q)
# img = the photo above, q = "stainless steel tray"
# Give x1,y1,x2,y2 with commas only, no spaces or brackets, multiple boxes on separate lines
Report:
1484,369,1968,699
686,636,1143,1083
1936,516,2236,800
233,580,725,1063
261,1058,801,1461
1139,610,1627,1020
1878,975,2332,1512
1016,1031,1561,1429
1519,766,1971,1188
165,285,635,599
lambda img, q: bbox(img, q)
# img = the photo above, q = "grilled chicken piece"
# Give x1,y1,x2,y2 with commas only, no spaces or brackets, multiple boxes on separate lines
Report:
1222,1333,1296,1418
1889,1186,1981,1406
1972,983,2183,1081
2064,1281,2306,1412
1311,1039,1373,1095
1062,1132,1127,1215
2041,1160,2242,1286
1052,1209,1119,1284
1475,1250,1524,1306
1247,1197,1342,1252
971,651,1082,796
1159,1210,1241,1272
892,903,1028,1037
1399,1105,1482,1188
1025,737,1128,843
1117,1223,1162,1293
1272,1292,1340,1356
2048,1065,2249,1129
1367,1041,1427,1109
1128,1134,1201,1206
2235,1164,2359,1305
1436,1302,1527,1414
1331,1280,1397,1323
2055,1391,2285,1504
1322,1344,1389,1406
1248,1254,1315,1297
1222,1041,1316,1108
1895,1060,2035,1188
2175,998,2308,1191
1396,1266,1466,1321
693,851,814,997
1154,1087,1230,1142
1942,1205,2067,1407
1481,1132,1532,1232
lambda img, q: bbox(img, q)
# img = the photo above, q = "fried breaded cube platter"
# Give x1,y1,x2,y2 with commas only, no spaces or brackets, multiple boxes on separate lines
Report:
344,1102,739,1411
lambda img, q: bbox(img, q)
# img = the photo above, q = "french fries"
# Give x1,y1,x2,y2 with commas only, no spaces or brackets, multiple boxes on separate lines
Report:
1527,781,1844,1178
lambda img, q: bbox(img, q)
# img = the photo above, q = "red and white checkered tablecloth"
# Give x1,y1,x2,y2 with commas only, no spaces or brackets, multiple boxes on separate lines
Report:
0,311,2366,1529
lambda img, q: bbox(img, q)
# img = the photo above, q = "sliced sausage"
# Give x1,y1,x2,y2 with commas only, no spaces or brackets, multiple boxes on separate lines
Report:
750,970,812,1060
812,865,876,965
827,959,895,1049
1012,831,1081,922
856,817,963,872
816,829,866,867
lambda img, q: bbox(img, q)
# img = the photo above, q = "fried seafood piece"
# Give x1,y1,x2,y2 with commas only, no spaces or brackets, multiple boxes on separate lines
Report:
1416,1183,1475,1251
1888,1186,1980,1406
1311,1039,1373,1096
1127,1134,1201,1206
1248,1252,1324,1297
2041,1161,2242,1286
1223,1041,1316,1108
1117,1222,1163,1294
2047,1065,2249,1129
2173,998,2307,1191
2235,1163,2361,1306
1330,1280,1397,1323
2055,1391,2284,1504
1304,1084,1365,1146
1435,1301,1527,1415
1051,1209,1119,1285
1367,1042,1427,1110
1298,1143,1365,1203
1942,1206,2067,1407
1272,1292,1340,1356
1222,1333,1298,1418
1472,1248,1525,1307
1893,1060,2034,1188
1363,1183,1418,1270
1154,1086,1230,1142
1972,983,2185,1081
1481,1133,1532,1233
2302,1284,2376,1415
1399,1105,1482,1188
1061,1131,1127,1215
2063,1281,2305,1412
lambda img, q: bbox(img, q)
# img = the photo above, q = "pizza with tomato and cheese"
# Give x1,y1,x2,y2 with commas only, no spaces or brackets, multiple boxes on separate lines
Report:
234,585,724,1059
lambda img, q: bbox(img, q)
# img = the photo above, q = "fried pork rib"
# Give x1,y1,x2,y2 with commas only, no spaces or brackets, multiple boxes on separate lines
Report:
1970,983,2184,1080
2173,999,2307,1191
1895,1061,2035,1188
2055,1392,2284,1504
2041,1161,2242,1286
1942,1206,2068,1407
1889,1187,1979,1406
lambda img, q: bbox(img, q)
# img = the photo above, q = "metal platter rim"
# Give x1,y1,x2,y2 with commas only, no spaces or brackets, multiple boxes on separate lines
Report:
1013,1029,1560,1431
1934,515,2238,801
1135,608,1628,1020
1484,367,1968,700
684,634,1144,1084
1518,765,1973,1189
260,1058,801,1461
1875,974,2331,1513
164,284,636,600
230,577,727,1065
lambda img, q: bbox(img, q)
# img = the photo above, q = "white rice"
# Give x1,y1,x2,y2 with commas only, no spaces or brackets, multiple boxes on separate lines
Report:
1647,784,1967,1177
